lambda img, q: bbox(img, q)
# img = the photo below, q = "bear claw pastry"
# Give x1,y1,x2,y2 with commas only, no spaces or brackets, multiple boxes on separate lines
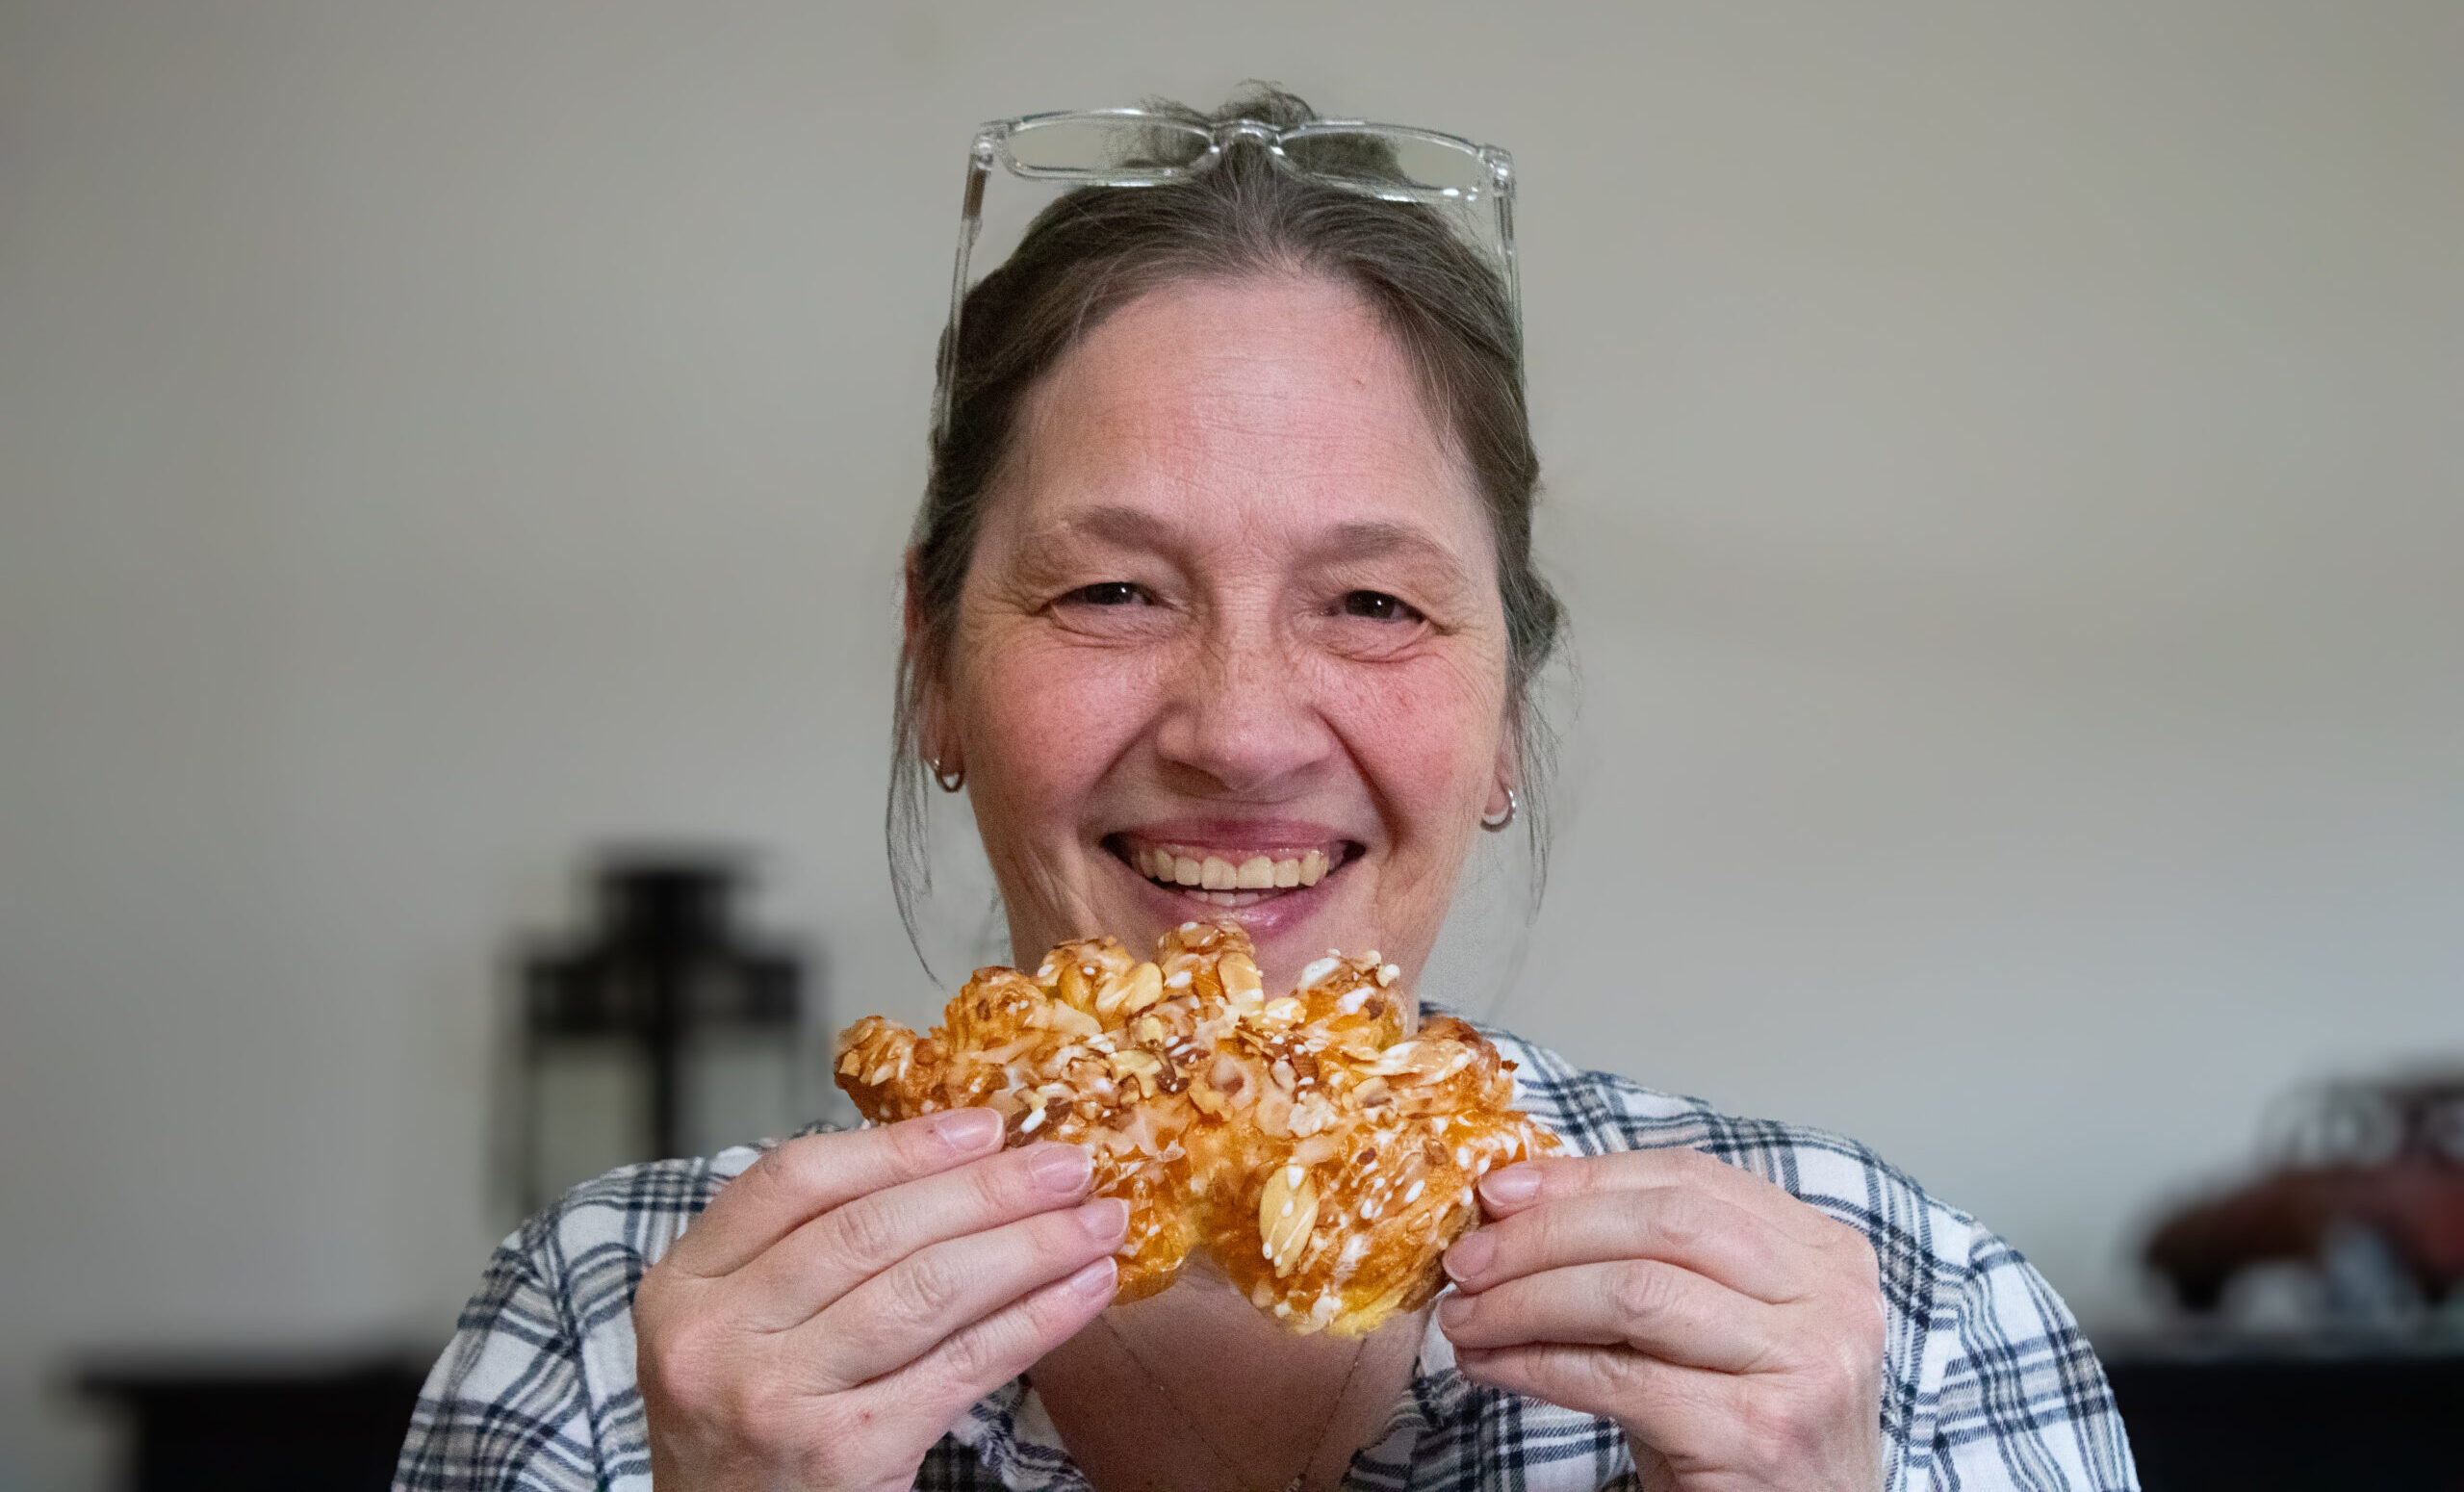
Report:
834,919,1557,1336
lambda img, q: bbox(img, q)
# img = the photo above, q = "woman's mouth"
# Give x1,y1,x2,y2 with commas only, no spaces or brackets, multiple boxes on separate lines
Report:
1104,836,1359,908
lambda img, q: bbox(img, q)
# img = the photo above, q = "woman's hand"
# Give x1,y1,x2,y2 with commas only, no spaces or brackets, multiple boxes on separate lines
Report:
634,1110,1127,1492
1437,1148,1886,1492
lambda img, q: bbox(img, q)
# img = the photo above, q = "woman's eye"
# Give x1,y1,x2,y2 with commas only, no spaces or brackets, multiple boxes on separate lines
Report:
1340,590,1423,623
1068,581,1146,606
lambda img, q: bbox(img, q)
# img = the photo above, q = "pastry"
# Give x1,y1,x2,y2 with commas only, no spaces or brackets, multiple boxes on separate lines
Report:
834,919,1557,1335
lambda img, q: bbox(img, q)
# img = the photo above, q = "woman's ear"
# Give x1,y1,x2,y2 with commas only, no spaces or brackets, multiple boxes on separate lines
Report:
904,551,962,779
1483,738,1517,821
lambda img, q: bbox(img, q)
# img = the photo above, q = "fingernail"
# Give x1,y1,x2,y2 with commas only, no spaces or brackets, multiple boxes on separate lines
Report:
1443,1230,1494,1282
1480,1165,1541,1206
931,1108,1003,1154
1029,1143,1093,1193
1066,1257,1118,1299
1438,1293,1475,1329
1076,1196,1129,1242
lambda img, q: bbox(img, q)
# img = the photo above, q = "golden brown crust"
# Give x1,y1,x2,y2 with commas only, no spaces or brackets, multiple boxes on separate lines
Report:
834,920,1558,1333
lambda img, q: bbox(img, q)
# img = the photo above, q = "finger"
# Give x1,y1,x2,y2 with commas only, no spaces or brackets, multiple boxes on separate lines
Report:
1477,1147,1846,1250
851,1253,1120,1433
668,1110,1006,1277
727,1142,1098,1330
1444,1188,1809,1304
1453,1342,1746,1459
1438,1259,1781,1374
795,1196,1130,1389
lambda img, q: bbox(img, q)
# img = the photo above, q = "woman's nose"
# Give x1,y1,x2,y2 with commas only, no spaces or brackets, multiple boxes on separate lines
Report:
1149,617,1333,796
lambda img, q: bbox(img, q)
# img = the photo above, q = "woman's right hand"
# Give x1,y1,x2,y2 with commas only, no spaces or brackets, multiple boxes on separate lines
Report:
634,1109,1127,1492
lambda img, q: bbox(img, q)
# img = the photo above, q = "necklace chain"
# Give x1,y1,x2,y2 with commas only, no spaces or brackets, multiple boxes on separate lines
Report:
1096,1312,1368,1492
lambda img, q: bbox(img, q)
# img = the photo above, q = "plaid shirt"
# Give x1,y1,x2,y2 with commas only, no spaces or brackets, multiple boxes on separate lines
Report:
398,1018,2139,1490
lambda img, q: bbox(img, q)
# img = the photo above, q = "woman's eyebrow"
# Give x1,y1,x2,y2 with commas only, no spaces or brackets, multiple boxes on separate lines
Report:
1014,507,1472,585
1024,503,1181,553
1311,521,1473,583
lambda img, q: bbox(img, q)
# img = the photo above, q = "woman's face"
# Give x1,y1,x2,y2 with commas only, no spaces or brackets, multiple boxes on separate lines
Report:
924,273,1513,993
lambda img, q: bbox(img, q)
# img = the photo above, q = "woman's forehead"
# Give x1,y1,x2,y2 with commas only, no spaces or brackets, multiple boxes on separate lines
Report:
993,274,1488,557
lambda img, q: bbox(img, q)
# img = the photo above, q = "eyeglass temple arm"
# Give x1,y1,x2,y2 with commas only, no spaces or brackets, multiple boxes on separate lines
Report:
1486,150,1523,340
933,134,999,445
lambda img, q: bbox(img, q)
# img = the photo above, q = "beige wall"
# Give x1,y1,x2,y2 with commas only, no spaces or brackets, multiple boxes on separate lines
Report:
3,2,2457,1482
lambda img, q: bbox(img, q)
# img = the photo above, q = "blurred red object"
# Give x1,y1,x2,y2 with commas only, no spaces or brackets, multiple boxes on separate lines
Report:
2145,1072,2464,1311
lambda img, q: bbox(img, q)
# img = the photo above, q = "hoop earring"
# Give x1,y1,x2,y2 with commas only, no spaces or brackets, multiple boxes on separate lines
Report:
930,758,965,794
1480,786,1517,832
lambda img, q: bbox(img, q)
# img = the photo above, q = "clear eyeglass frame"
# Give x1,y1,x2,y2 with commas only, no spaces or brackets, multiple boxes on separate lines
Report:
932,108,1520,443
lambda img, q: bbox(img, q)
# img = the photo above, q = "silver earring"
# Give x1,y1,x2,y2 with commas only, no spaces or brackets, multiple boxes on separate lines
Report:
1480,787,1518,832
930,758,965,793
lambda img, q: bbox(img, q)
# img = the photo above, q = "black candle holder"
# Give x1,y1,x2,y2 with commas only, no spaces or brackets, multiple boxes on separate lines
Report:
515,851,812,1210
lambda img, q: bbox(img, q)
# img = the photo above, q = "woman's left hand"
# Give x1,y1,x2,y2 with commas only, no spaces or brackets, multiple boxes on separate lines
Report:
1437,1148,1886,1492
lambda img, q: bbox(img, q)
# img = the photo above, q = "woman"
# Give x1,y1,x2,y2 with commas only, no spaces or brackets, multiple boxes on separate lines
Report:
399,90,2137,1492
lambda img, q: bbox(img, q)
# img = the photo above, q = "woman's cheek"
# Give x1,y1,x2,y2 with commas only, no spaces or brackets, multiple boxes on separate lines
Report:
962,628,1162,801
1323,649,1505,814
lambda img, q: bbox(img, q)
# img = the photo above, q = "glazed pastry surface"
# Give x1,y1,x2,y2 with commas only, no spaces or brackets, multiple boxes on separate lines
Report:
834,920,1558,1335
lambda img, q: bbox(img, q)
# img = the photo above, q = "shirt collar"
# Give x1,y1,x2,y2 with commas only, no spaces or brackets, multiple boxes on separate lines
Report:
949,1314,1467,1492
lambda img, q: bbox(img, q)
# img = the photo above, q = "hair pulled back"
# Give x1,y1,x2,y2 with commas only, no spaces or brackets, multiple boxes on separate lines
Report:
891,85,1563,945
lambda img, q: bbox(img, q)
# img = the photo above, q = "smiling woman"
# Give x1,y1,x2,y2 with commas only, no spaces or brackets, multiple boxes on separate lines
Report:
887,92,1556,997
398,88,2140,1492
931,273,1514,985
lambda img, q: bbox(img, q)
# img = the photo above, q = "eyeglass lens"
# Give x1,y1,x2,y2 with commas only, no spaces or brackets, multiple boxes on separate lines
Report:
1003,116,1216,173
1280,131,1491,199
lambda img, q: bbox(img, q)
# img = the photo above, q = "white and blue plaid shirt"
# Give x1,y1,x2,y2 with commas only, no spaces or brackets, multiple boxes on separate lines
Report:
398,1018,2139,1490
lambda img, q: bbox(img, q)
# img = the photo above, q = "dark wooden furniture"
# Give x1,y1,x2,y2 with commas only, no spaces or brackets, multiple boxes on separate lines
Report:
78,1351,433,1492
2103,1336,2464,1492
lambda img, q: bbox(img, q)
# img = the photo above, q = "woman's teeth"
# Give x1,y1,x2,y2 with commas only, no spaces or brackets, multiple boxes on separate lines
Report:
1133,845,1330,891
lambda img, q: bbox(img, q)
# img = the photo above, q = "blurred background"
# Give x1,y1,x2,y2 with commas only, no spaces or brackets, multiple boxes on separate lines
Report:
3,2,2458,1487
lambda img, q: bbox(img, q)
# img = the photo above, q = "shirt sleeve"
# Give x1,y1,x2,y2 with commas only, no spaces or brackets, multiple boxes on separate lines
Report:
1923,1235,2139,1492
394,1224,606,1492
